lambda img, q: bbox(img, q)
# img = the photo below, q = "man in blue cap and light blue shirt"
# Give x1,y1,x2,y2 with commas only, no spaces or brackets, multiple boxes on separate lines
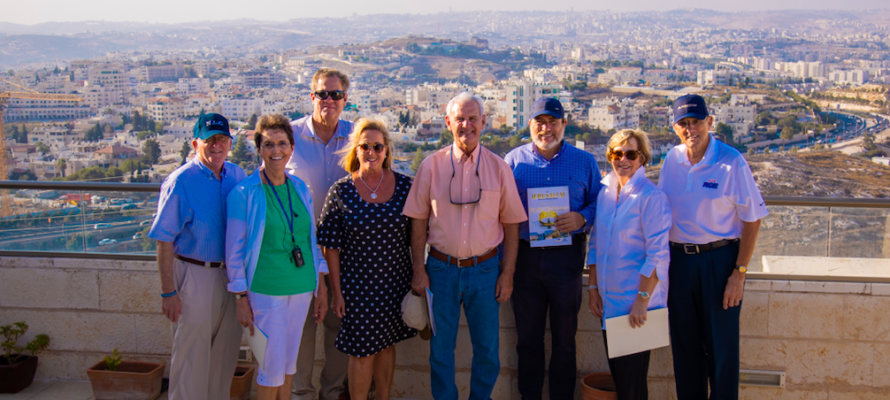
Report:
505,97,602,399
659,94,767,400
149,113,247,400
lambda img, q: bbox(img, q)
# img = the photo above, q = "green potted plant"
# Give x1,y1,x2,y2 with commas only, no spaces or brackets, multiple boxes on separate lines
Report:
0,321,50,394
86,348,165,400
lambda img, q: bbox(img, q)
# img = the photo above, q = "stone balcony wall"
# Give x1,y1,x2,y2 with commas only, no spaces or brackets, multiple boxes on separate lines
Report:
1,256,889,399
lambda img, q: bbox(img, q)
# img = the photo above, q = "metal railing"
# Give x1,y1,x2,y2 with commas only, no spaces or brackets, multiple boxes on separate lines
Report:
0,181,889,281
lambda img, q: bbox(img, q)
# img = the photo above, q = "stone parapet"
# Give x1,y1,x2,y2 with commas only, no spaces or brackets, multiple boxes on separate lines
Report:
1,256,890,399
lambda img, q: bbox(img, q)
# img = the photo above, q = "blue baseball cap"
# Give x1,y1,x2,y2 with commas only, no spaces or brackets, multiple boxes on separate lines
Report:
672,94,709,124
194,113,233,140
530,97,565,120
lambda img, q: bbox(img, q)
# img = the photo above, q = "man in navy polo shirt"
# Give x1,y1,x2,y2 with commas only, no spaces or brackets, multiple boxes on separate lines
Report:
149,113,247,400
505,97,601,399
659,94,768,400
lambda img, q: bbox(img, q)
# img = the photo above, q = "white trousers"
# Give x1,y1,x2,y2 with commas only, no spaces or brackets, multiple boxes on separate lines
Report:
168,258,241,400
249,290,313,387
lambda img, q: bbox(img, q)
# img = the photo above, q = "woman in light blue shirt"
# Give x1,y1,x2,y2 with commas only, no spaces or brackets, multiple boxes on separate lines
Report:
587,129,671,400
226,114,329,400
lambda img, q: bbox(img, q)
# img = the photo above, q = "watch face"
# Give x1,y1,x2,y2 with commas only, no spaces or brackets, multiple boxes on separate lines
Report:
737,265,747,273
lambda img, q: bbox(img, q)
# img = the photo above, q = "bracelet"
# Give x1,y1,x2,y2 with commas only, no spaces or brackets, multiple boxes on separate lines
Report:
588,284,598,291
160,290,177,298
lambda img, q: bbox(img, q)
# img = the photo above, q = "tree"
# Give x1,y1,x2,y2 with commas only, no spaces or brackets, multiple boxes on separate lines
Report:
106,167,124,180
84,123,103,141
14,125,28,144
410,149,424,174
715,122,734,144
245,114,258,130
142,139,161,165
56,158,67,178
136,131,153,141
229,135,250,164
439,129,454,147
862,134,877,151
508,134,523,148
35,142,50,154
780,127,795,151
179,141,192,165
121,159,144,173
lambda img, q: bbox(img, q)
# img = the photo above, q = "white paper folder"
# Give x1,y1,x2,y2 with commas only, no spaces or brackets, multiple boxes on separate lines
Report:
243,326,268,367
604,307,670,359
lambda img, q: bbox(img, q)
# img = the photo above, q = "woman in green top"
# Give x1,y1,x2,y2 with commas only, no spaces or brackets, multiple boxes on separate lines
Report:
226,114,329,400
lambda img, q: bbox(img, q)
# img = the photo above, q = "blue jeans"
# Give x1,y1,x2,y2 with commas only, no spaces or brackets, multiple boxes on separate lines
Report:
427,253,501,400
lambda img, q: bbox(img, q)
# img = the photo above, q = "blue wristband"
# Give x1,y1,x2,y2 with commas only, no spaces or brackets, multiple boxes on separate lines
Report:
160,290,177,298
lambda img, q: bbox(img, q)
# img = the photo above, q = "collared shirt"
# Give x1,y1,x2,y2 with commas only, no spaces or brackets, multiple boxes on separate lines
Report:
658,134,769,244
287,113,354,221
403,143,527,258
589,167,671,326
149,157,247,262
505,141,602,240
224,171,327,296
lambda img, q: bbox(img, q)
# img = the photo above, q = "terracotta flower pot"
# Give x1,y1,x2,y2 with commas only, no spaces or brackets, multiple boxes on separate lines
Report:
230,364,255,400
0,355,39,394
581,372,618,400
86,360,164,400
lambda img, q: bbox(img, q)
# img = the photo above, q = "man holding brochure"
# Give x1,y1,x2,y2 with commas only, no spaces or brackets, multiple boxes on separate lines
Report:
588,129,671,400
505,97,601,400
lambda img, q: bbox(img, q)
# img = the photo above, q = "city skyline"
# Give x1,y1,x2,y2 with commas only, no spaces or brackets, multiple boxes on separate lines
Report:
2,0,890,25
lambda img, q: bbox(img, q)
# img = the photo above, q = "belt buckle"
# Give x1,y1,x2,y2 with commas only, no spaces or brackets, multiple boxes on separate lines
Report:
683,244,699,255
456,257,476,268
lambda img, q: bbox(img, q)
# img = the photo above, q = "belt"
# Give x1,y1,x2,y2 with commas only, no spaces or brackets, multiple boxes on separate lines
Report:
175,254,225,269
428,247,498,268
670,238,739,255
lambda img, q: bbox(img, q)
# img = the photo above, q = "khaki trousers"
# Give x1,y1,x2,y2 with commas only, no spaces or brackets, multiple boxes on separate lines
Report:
292,278,349,400
168,258,241,400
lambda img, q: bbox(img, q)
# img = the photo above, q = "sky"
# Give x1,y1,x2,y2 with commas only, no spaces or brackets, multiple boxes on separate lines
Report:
2,0,889,25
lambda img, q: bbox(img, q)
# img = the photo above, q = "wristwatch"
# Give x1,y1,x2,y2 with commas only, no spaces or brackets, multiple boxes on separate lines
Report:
234,292,247,300
588,284,598,291
638,291,650,300
735,265,748,273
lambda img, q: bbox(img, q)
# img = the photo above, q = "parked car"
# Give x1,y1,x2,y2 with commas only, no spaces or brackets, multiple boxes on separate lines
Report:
121,204,138,210
98,238,117,246
139,220,152,226
94,223,112,230
132,233,143,240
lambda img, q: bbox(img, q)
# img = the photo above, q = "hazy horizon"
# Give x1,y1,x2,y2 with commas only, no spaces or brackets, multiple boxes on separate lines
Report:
3,0,890,26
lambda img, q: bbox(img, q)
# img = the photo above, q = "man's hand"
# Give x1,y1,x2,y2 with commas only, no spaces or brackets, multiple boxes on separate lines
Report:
589,290,604,318
629,298,649,328
495,273,513,303
162,295,183,323
723,269,745,310
236,296,254,336
555,211,586,233
411,263,430,295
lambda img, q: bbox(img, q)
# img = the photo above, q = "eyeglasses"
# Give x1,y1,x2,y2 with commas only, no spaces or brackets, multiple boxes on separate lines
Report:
450,154,482,205
313,90,346,101
608,150,642,161
358,142,386,153
674,118,706,130
261,140,291,151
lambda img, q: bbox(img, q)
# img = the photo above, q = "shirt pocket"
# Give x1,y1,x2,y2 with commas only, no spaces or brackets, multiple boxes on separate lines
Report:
478,190,500,221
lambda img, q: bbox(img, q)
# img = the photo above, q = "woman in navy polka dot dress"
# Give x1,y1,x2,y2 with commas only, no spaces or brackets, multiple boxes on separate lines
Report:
316,118,416,400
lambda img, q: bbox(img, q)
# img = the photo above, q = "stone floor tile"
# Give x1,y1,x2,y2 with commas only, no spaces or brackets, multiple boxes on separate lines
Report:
0,380,54,400
27,381,93,400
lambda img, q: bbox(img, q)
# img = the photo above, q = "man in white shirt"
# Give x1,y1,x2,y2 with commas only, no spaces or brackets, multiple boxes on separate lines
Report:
658,94,768,400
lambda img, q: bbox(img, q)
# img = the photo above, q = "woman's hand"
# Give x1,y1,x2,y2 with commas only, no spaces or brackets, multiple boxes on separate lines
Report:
331,292,346,319
314,282,329,323
589,290,604,318
629,297,649,328
236,295,255,336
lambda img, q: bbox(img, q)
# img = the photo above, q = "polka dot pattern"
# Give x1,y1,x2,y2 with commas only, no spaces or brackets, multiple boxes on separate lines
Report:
317,172,418,357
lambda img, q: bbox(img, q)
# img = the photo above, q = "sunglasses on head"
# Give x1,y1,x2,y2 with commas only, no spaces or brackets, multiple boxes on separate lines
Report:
359,142,386,153
313,90,346,101
608,150,642,161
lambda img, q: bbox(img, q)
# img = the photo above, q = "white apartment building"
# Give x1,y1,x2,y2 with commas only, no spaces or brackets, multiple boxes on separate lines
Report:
405,86,457,107
146,97,186,123
221,98,263,121
3,98,90,122
713,99,758,143
176,78,211,95
85,65,126,108
29,126,80,146
588,98,640,131
697,69,739,86
597,67,643,85
505,81,562,128
261,101,289,116
829,69,870,85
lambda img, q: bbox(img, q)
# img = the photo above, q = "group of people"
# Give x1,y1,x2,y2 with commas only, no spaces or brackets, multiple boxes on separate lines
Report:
150,65,767,400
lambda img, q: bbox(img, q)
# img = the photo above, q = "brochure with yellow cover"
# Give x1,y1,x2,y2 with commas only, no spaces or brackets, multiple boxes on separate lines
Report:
527,186,571,247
